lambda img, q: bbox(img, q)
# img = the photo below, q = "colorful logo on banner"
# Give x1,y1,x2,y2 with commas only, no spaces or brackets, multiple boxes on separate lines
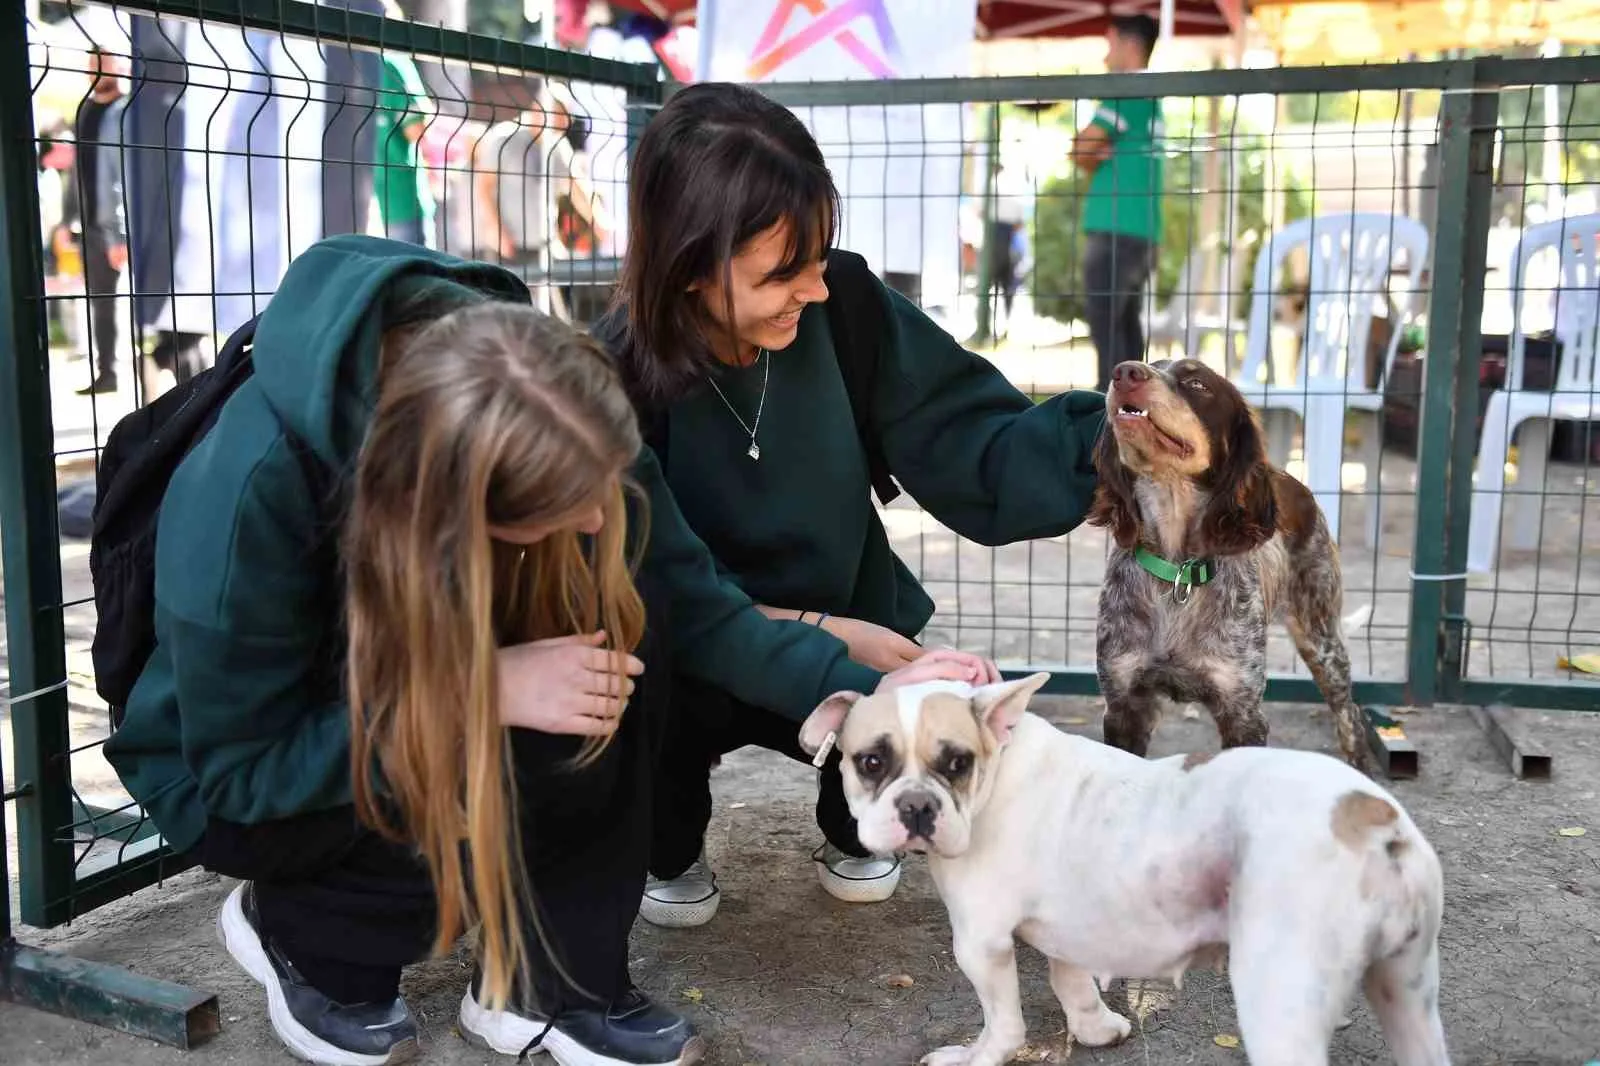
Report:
746,0,902,80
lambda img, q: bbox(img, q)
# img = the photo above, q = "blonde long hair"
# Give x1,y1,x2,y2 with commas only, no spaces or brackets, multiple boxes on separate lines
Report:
345,300,645,1012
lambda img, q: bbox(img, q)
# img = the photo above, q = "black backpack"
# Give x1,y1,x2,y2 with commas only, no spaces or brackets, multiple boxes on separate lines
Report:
89,314,328,725
640,248,902,506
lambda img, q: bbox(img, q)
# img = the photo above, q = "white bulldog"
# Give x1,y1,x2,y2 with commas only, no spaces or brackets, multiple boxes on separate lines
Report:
800,673,1449,1066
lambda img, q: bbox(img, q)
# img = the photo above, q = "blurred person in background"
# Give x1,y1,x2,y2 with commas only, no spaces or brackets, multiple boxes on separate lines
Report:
474,82,607,321
74,44,130,396
373,0,438,247
989,161,1029,340
1072,14,1164,390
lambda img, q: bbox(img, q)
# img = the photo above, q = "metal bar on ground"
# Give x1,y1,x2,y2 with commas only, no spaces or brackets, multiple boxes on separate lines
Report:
1361,707,1421,779
0,941,220,1051
1469,704,1553,780
0,0,75,930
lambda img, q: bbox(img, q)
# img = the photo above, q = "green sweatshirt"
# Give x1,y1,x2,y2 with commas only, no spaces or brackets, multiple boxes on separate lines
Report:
102,235,879,853
620,271,1107,646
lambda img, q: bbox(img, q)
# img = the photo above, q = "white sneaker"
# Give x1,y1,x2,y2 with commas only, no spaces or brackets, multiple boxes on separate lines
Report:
638,855,720,929
813,843,901,903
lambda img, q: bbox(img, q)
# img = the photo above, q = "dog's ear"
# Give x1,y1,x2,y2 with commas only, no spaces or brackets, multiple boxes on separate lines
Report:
800,691,862,756
972,672,1050,747
1087,422,1140,548
1198,405,1278,555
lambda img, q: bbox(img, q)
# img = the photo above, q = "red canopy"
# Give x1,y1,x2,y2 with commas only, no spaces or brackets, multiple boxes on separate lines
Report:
976,0,1241,38
605,0,1242,38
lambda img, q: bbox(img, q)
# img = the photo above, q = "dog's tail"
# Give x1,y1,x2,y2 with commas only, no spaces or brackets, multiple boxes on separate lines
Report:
1341,602,1373,637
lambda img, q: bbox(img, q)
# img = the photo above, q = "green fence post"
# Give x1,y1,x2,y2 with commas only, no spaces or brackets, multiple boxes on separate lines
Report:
0,0,75,928
1436,81,1500,699
2,759,12,944
1405,60,1483,707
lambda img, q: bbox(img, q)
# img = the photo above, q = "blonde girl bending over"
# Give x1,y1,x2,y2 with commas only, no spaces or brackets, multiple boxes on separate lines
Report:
106,235,985,1066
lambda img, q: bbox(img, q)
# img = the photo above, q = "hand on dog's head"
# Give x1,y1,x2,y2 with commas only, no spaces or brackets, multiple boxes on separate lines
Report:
798,673,1050,858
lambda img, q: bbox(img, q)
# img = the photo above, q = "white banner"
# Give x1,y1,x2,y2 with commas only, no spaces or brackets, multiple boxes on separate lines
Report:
696,0,976,304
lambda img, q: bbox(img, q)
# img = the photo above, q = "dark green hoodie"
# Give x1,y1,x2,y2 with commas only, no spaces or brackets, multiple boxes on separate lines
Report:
601,264,1107,645
102,235,880,853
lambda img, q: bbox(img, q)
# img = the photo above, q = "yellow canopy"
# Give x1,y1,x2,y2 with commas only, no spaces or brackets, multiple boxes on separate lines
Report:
1251,0,1600,63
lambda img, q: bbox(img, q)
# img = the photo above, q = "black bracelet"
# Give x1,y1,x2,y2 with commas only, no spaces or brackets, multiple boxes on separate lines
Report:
798,611,811,625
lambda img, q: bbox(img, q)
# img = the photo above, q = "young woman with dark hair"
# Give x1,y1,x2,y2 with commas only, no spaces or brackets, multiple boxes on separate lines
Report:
594,83,1108,929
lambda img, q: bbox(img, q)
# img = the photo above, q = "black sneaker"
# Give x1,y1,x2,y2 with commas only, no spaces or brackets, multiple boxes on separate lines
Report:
458,977,704,1065
217,882,419,1065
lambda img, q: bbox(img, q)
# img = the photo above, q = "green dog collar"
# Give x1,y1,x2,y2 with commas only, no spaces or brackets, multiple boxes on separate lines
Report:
1133,545,1215,602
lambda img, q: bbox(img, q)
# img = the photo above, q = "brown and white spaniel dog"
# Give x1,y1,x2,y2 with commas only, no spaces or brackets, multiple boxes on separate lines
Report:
1090,358,1373,771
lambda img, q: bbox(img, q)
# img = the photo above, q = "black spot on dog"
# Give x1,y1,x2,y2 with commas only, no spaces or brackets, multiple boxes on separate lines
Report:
854,735,902,800
932,742,974,787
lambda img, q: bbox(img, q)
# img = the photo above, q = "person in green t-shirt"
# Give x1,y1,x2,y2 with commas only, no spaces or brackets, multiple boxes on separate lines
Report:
1072,14,1164,389
373,50,436,247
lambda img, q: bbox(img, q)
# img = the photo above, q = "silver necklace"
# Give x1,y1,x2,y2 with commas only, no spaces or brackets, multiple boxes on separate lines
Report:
706,348,769,460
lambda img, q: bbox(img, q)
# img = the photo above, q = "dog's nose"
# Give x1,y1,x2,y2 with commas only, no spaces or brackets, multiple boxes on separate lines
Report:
1111,362,1150,390
897,792,941,840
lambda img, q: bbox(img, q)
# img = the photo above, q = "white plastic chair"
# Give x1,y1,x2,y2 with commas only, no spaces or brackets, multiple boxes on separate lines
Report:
1234,213,1430,543
1467,215,1600,572
1145,245,1249,370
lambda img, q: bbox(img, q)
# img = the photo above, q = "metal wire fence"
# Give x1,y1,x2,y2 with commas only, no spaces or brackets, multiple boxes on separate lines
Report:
2,0,1598,979
760,61,1600,709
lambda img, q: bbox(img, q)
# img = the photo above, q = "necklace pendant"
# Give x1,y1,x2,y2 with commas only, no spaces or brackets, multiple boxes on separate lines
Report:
747,441,761,461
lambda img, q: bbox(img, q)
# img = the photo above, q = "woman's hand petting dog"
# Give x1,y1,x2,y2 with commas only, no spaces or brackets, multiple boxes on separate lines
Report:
822,615,929,672
497,631,644,736
876,647,1002,692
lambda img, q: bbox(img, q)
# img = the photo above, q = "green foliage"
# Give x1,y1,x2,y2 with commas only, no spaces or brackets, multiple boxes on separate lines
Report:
1029,106,1310,327
466,0,530,42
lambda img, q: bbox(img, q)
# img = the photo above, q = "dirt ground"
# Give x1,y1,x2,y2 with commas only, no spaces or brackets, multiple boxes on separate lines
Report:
5,696,1599,1066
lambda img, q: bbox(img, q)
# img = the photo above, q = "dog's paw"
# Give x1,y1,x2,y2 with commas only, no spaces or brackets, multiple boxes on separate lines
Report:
1070,1008,1133,1047
920,1046,973,1066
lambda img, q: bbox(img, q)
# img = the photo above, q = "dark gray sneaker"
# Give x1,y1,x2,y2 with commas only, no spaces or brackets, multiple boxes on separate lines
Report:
217,882,419,1065
458,974,705,1065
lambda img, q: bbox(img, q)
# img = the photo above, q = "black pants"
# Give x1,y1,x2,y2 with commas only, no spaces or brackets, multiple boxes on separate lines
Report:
650,675,863,881
988,220,1022,326
81,234,121,379
1082,231,1156,390
188,592,669,1012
